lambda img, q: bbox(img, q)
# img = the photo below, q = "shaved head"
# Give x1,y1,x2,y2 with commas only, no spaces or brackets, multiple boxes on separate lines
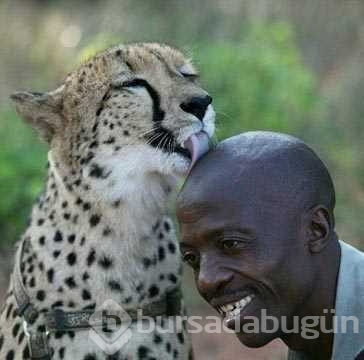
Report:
179,131,335,223
176,131,340,356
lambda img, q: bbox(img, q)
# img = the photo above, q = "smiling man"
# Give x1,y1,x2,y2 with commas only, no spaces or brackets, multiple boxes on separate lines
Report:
176,131,364,360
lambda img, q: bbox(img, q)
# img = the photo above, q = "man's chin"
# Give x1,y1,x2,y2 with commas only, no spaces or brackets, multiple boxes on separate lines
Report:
235,330,277,349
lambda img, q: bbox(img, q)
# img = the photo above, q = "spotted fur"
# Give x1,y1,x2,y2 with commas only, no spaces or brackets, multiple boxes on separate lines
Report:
0,43,215,359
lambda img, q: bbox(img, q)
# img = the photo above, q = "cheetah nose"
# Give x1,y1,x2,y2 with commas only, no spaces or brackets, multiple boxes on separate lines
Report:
180,95,212,121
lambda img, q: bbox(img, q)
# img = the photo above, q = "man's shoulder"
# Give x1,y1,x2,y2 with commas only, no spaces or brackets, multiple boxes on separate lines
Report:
337,240,364,303
339,240,364,278
340,240,364,257
331,240,364,359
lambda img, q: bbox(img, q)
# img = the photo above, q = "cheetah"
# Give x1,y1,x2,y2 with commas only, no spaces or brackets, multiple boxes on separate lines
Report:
0,43,215,360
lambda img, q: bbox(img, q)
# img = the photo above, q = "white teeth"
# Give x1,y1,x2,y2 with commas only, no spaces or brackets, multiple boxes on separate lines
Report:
221,304,234,312
218,294,254,318
232,308,240,316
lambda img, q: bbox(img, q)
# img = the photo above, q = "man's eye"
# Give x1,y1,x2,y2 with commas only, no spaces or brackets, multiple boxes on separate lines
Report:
182,251,199,267
222,240,240,250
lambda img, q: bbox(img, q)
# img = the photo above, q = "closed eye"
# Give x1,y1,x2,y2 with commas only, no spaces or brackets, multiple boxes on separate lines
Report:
109,78,164,123
179,63,199,79
111,78,148,90
122,79,150,88
180,72,199,80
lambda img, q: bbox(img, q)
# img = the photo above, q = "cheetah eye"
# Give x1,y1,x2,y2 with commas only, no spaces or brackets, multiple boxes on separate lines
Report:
179,72,199,80
179,64,199,80
111,78,145,90
121,79,147,88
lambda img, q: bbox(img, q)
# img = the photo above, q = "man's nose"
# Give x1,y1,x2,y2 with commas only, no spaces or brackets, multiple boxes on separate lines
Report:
180,95,212,121
196,257,232,301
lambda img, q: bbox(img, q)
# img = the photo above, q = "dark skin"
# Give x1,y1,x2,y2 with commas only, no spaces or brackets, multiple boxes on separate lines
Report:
177,132,341,360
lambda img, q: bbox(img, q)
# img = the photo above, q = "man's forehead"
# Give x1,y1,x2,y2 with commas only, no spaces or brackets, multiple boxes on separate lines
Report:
178,182,288,217
179,159,288,207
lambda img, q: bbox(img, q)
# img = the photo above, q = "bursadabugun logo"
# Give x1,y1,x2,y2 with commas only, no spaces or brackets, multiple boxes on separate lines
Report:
88,301,360,355
89,299,133,355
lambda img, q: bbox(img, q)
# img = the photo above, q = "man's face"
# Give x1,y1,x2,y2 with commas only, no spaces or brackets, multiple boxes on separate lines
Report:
177,171,316,347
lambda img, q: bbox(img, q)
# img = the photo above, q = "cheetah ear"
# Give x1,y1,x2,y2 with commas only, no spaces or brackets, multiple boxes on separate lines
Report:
10,85,64,143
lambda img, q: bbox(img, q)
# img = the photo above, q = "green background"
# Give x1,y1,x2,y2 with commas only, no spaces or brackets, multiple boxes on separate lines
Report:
1,1,364,358
1,2,363,249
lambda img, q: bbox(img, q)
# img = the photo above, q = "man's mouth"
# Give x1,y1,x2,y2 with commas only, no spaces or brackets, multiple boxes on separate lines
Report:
215,294,256,321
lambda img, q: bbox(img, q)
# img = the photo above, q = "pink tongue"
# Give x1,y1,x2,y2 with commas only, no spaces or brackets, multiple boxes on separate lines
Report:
183,131,211,172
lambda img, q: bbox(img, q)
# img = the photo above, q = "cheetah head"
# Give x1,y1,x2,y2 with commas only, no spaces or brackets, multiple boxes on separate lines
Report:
11,43,215,206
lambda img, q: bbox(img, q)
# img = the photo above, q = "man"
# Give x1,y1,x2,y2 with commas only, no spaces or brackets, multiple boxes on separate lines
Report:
176,131,364,360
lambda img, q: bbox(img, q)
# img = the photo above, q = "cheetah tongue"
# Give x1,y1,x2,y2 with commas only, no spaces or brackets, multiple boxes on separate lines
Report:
183,131,211,172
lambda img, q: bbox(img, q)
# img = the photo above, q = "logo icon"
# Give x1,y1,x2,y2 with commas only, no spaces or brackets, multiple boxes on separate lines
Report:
89,299,133,355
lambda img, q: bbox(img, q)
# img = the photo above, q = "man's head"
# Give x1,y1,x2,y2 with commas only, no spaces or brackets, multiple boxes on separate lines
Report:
177,131,338,347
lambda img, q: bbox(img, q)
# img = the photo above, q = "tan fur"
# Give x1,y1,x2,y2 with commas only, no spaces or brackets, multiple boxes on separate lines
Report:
1,43,215,359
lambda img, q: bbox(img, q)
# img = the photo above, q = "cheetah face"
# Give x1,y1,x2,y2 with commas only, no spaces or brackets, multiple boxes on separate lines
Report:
11,43,215,205
102,73,215,173
89,44,215,178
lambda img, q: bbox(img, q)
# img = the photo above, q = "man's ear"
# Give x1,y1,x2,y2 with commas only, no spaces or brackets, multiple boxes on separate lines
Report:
306,205,331,254
10,85,65,143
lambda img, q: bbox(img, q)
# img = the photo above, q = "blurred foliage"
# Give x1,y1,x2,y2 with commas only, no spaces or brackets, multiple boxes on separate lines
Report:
0,21,321,246
76,33,122,65
194,22,318,139
0,109,47,245
1,13,364,250
1,2,363,357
